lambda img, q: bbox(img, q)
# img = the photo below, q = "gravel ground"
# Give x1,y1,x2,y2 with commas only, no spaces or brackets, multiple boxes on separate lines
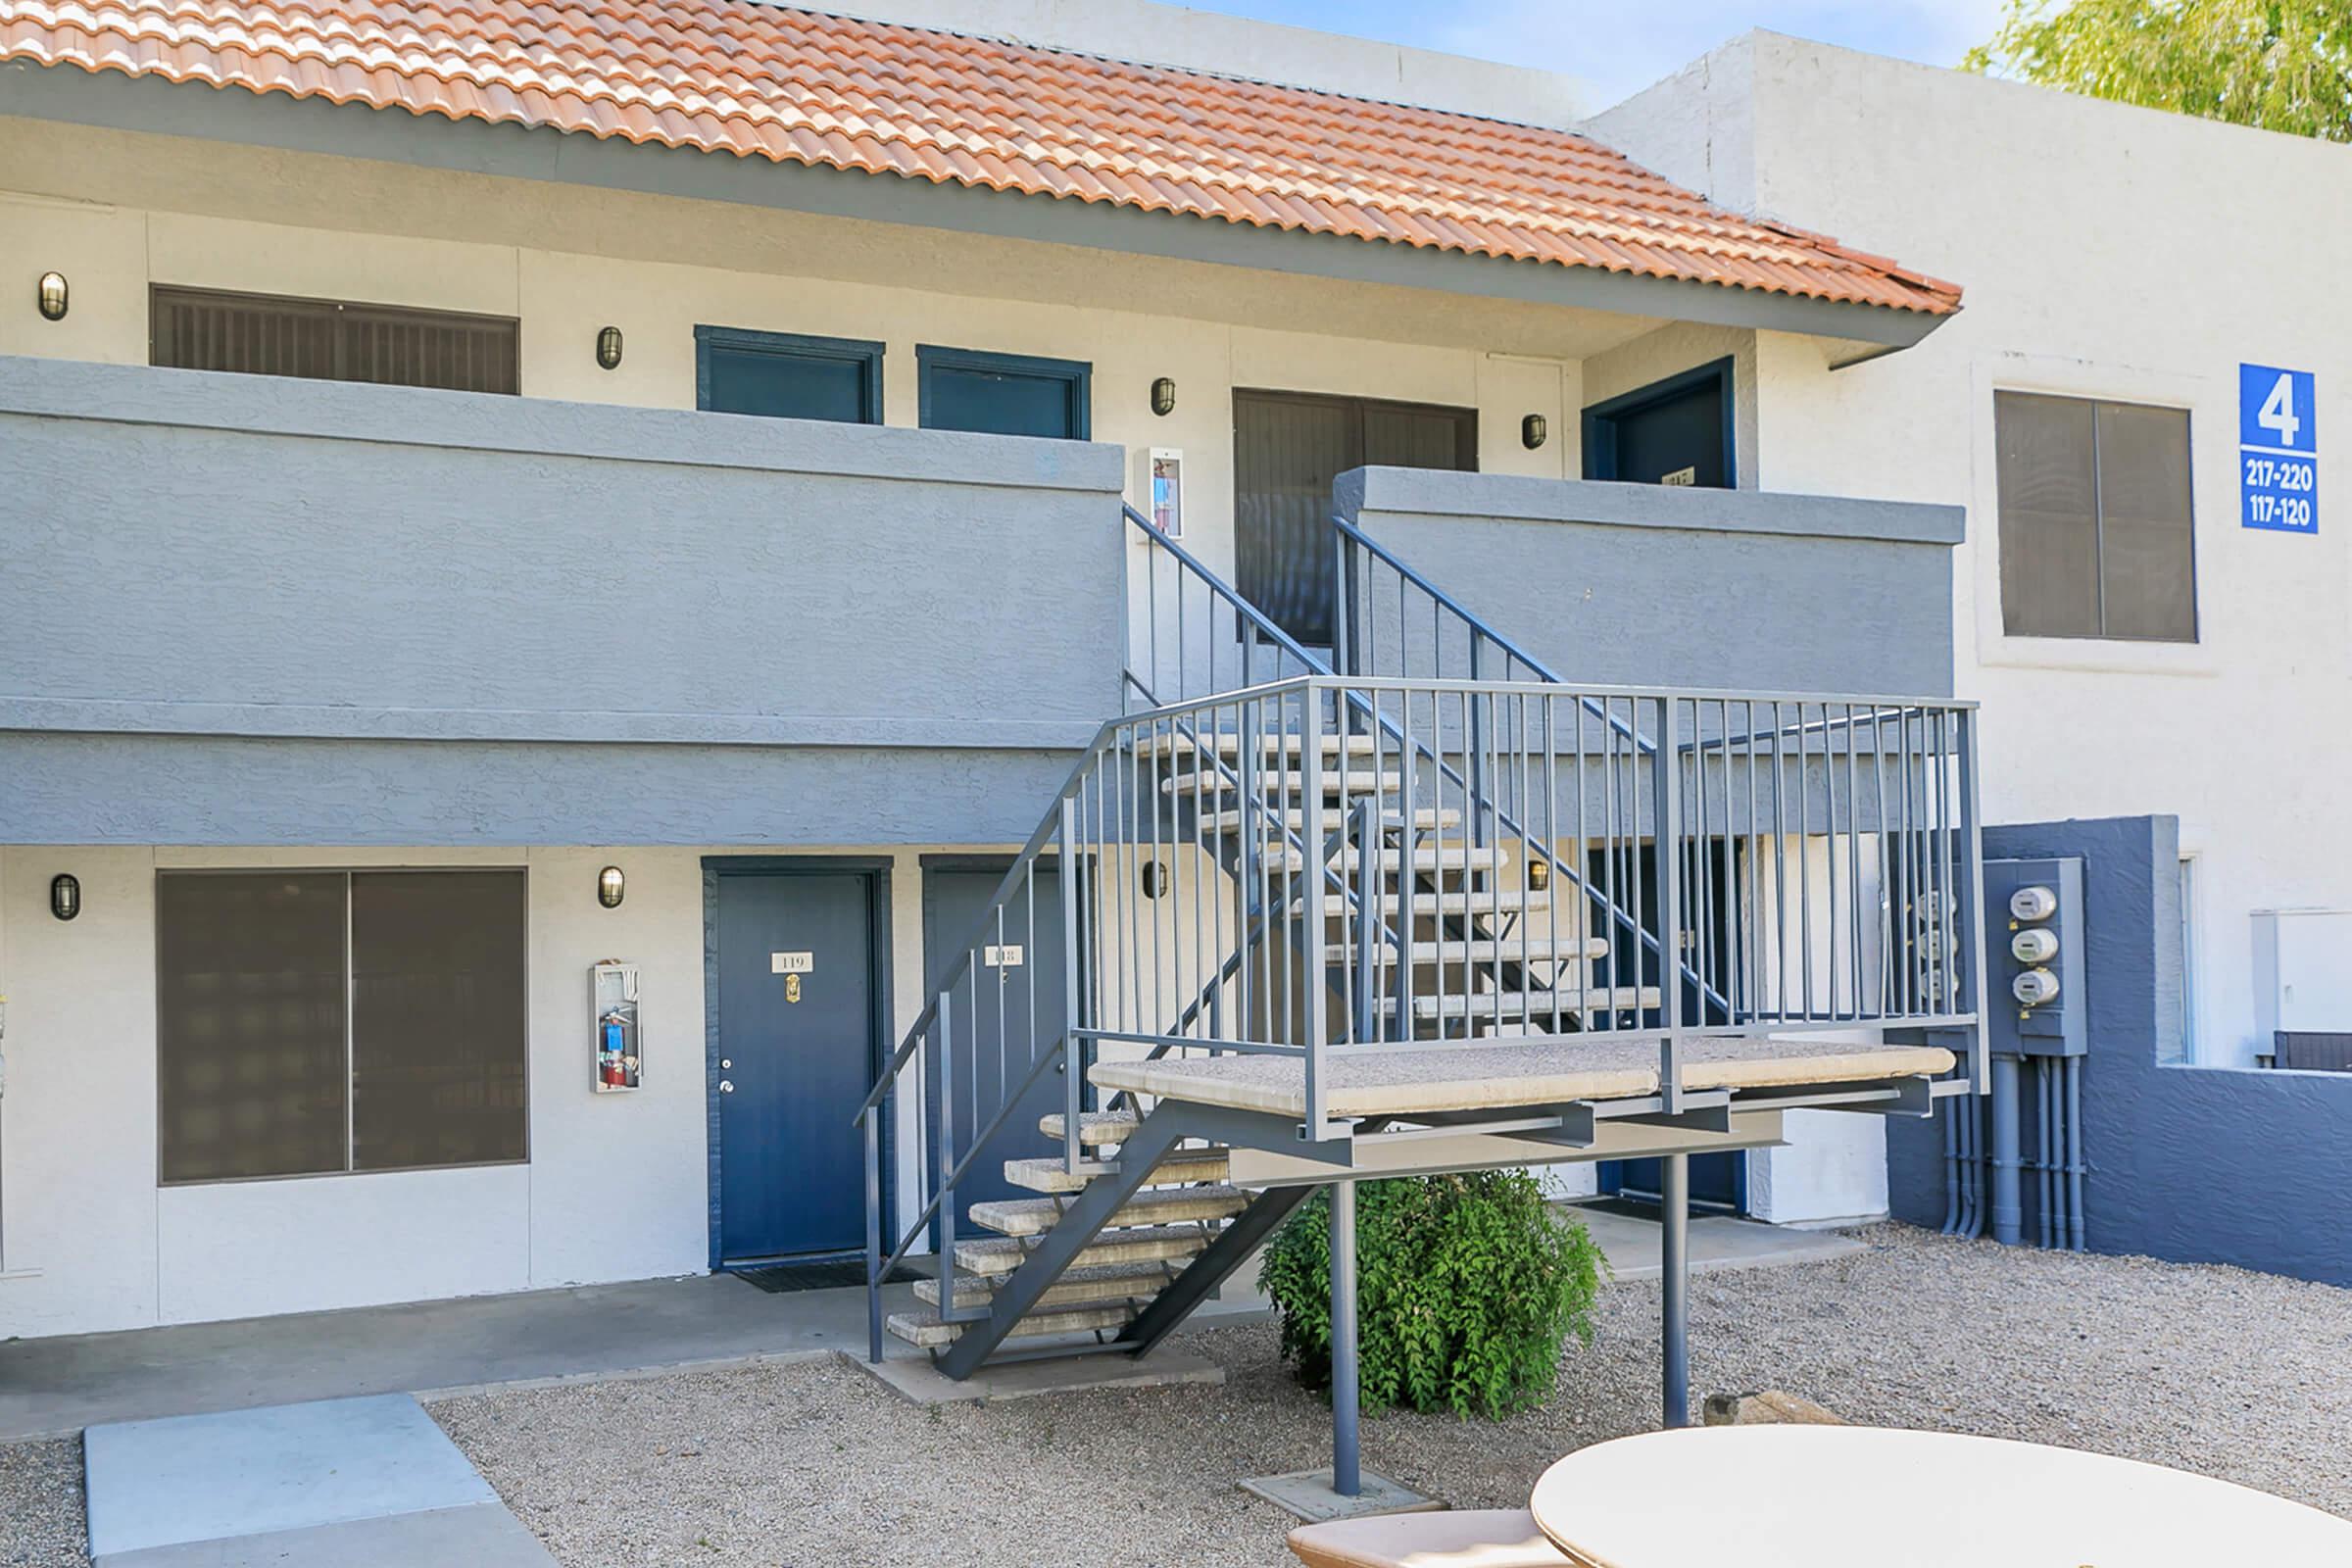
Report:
426,1226,2352,1568
0,1439,89,1568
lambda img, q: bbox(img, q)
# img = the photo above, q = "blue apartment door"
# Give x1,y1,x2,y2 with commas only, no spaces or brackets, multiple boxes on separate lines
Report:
713,868,880,1263
1583,359,1735,488
922,862,1076,1242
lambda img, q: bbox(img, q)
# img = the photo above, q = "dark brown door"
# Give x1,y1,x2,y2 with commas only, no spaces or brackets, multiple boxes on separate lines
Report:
1234,390,1477,646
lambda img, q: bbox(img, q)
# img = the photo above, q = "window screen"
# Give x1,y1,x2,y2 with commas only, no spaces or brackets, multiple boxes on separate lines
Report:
351,871,528,1172
152,286,519,395
1995,392,2195,641
157,870,527,1184
158,874,350,1184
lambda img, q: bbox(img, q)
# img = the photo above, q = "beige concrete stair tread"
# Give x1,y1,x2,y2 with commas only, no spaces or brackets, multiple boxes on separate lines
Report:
968,1183,1249,1238
886,1300,1133,1348
1203,806,1462,833
954,1224,1219,1276
1346,889,1554,916
1137,731,1386,761
1036,1110,1142,1146
1002,1150,1230,1194
915,1258,1186,1311
1410,985,1659,1020
1278,844,1516,875
1089,1037,1957,1118
1322,936,1609,964
1165,770,1400,798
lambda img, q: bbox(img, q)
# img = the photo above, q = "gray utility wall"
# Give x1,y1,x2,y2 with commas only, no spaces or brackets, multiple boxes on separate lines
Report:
0,356,1125,844
1888,815,2352,1289
1337,468,1964,696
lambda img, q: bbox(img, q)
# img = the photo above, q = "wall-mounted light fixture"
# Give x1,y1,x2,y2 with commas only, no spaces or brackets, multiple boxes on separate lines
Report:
50,872,80,921
37,271,69,321
596,325,624,370
1150,376,1177,417
1140,858,1168,900
1521,413,1548,451
597,865,626,908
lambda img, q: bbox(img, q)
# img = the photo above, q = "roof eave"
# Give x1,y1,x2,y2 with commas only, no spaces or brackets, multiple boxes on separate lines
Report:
0,62,1955,351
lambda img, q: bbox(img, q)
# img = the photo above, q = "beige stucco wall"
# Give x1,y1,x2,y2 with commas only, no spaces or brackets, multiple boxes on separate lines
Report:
0,841,1008,1336
0,117,1611,596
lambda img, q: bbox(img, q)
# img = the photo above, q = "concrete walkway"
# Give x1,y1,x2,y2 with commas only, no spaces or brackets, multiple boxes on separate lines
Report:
1565,1200,1867,1281
0,1267,1272,1442
2,1207,1850,1442
83,1394,555,1566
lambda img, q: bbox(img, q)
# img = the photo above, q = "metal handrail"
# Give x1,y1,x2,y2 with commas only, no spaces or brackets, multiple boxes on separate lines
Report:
1331,513,1645,753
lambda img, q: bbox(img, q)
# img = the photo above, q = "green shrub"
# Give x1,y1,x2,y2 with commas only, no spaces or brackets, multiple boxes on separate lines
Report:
1259,1170,1605,1419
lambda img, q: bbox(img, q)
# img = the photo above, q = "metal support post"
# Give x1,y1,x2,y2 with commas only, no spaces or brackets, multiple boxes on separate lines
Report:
1661,1152,1690,1429
1330,1178,1361,1496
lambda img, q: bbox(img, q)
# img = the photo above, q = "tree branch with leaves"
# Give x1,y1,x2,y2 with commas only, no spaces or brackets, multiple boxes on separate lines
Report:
1966,0,2352,140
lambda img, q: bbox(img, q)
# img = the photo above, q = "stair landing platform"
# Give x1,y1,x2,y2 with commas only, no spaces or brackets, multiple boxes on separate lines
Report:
1089,1037,1955,1119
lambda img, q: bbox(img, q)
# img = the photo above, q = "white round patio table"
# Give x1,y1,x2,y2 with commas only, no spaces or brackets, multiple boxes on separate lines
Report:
1529,1424,2352,1568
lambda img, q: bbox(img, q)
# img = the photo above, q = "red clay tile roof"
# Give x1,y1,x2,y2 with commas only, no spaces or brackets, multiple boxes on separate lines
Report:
0,1,1963,317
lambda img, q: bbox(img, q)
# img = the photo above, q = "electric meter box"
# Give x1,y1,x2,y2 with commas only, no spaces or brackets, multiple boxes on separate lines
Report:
1984,858,2085,1057
593,962,643,1092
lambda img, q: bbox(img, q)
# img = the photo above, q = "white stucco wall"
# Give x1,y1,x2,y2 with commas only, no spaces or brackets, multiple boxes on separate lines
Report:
1594,35,2352,1070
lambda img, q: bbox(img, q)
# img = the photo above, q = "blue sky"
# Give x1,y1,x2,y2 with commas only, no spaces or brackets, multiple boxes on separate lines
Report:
1188,1,2009,109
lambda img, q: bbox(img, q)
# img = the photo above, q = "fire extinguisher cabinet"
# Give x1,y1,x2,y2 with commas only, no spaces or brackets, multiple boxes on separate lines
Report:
593,962,642,1092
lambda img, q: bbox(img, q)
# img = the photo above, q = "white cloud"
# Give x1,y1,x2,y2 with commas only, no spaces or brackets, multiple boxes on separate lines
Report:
1433,0,2009,109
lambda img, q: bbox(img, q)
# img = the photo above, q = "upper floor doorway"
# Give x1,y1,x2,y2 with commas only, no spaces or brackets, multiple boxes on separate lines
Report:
1234,389,1478,647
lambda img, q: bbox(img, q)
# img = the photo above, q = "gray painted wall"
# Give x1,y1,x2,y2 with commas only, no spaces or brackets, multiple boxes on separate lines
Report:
1888,814,2352,1288
1,356,1125,844
1337,467,1963,697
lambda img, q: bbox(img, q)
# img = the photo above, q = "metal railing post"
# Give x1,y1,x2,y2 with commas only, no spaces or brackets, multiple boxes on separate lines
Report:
1059,794,1083,1172
1301,684,1331,1135
863,1105,883,1363
935,996,956,1261
1654,696,1684,1115
1957,710,1990,1094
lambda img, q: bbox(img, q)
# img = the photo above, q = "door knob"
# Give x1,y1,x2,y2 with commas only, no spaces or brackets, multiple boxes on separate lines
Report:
720,1058,732,1069
719,1080,735,1094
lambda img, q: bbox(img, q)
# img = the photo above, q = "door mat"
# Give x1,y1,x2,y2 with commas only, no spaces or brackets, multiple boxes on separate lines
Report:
732,1259,921,1294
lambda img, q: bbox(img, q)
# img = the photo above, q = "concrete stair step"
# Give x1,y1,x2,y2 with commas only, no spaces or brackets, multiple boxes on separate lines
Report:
914,1258,1185,1311
1136,731,1386,762
1279,844,1516,876
1344,889,1556,917
968,1183,1249,1238
886,1300,1133,1348
1200,806,1462,834
1037,1109,1142,1146
1410,985,1660,1022
954,1224,1218,1277
1321,936,1611,965
1002,1149,1230,1194
1165,770,1400,799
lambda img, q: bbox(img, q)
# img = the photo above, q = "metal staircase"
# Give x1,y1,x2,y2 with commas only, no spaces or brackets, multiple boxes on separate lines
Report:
857,501,1986,1392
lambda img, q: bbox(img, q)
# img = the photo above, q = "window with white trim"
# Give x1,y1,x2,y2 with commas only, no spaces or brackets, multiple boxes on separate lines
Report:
157,869,528,1184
